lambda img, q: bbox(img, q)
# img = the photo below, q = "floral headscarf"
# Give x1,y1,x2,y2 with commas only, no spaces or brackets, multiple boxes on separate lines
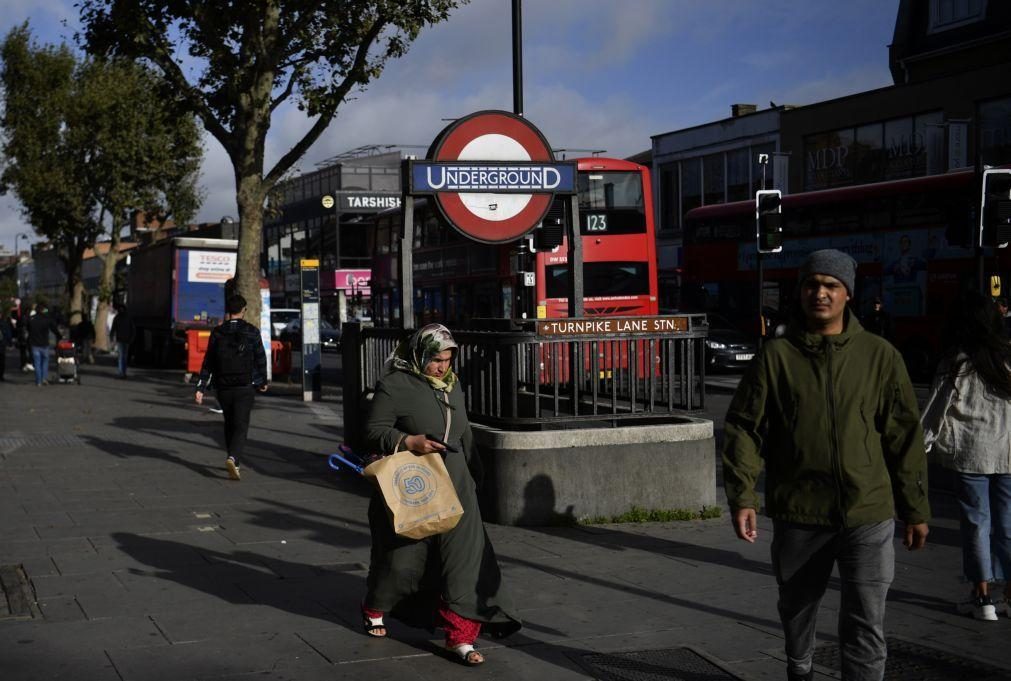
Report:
387,323,458,392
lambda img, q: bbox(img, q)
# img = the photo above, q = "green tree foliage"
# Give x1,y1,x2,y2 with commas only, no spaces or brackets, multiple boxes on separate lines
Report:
78,0,463,321
1,26,100,323
1,24,204,334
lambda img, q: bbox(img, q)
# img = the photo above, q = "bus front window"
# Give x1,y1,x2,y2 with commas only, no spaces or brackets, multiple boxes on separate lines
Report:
578,171,646,234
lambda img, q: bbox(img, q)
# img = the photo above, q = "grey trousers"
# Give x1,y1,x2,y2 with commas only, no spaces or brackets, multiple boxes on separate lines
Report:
771,519,895,681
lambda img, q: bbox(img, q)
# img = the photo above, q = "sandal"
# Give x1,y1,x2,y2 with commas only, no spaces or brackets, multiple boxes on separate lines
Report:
361,605,387,638
448,643,484,666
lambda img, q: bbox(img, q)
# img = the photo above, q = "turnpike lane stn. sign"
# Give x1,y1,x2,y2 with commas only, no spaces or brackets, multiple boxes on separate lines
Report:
537,316,690,338
411,110,576,244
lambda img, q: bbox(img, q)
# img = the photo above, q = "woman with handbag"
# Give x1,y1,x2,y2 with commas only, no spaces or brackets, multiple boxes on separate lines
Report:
361,323,521,665
922,291,1011,620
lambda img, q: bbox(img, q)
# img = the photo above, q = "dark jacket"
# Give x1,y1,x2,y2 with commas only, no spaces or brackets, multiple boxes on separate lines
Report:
722,312,930,527
111,310,136,344
365,368,482,485
27,312,60,347
196,319,267,391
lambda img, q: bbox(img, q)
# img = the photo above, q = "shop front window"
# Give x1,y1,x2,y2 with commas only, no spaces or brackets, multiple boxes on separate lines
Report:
681,158,701,214
980,96,1011,167
727,148,750,202
703,154,725,206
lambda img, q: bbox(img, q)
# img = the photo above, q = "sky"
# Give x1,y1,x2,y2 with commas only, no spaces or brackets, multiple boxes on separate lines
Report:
0,0,901,252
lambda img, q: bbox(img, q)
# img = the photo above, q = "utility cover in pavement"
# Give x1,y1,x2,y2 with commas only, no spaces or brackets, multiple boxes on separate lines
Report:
812,636,1011,680
575,647,742,680
0,565,36,620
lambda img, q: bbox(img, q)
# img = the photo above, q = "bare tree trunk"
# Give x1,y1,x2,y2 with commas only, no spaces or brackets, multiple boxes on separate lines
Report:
93,252,118,351
61,240,86,328
235,174,265,327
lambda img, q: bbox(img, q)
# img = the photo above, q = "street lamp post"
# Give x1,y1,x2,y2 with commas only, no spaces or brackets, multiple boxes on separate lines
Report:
14,232,29,298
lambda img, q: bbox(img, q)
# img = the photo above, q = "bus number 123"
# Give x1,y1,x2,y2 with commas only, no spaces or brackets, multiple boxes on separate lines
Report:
587,214,608,232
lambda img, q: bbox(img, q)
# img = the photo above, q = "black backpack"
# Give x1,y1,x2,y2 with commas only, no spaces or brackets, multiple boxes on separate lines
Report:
215,325,253,387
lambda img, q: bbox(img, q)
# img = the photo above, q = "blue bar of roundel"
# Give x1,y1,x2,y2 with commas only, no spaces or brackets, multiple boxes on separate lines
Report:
412,162,575,194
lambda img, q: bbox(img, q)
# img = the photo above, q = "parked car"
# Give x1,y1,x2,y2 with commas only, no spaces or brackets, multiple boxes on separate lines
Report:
279,318,341,353
270,308,300,339
703,313,758,372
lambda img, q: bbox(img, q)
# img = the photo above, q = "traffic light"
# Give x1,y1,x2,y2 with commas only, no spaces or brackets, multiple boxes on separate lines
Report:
980,168,1011,249
532,198,565,252
755,189,783,254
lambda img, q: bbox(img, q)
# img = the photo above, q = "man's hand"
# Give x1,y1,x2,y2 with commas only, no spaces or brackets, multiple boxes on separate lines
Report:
732,508,759,543
257,384,268,393
195,390,203,405
903,522,928,551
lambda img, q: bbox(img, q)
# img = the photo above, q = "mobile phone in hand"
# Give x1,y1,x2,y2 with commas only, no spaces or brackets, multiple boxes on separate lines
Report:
424,434,458,453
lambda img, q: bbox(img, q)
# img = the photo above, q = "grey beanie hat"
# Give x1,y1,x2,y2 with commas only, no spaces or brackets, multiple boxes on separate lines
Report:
798,249,857,295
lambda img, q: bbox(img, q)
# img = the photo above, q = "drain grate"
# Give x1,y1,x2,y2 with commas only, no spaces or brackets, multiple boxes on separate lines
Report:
576,647,741,680
812,636,1011,680
0,565,37,620
0,434,85,453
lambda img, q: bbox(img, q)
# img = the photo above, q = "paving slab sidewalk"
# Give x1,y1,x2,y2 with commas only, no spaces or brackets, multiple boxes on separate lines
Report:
0,350,997,681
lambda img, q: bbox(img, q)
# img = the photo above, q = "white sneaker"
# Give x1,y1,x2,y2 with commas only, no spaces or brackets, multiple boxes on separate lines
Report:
957,594,998,621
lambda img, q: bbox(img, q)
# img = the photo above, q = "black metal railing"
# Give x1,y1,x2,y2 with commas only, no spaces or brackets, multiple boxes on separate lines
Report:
342,316,707,433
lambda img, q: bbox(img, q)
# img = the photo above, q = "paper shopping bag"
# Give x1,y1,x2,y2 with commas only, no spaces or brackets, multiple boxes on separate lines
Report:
364,447,463,540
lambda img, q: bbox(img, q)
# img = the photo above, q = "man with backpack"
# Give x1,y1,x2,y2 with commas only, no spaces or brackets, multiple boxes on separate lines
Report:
194,295,268,480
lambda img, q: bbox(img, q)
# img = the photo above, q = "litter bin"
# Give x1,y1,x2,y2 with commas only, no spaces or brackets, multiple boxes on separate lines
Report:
272,340,292,376
186,329,212,374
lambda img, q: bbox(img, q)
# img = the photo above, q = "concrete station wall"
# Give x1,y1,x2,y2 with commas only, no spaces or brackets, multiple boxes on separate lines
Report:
473,418,716,526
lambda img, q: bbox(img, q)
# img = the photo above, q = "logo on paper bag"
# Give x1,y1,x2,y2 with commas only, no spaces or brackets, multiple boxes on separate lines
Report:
393,463,436,506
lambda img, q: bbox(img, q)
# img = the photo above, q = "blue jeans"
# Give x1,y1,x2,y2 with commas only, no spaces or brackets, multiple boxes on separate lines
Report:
31,346,49,385
772,519,895,681
956,472,1011,584
117,342,129,376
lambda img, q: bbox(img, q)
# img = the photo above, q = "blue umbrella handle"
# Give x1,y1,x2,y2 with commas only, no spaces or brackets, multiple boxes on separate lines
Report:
328,452,364,475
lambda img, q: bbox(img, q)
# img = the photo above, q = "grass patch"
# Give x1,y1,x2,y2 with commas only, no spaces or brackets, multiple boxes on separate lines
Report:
583,505,723,525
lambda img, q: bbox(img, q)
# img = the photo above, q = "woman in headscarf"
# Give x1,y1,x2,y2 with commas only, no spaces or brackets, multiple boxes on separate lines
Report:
360,324,521,665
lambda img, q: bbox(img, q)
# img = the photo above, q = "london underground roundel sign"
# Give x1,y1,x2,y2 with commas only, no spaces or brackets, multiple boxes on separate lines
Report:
411,110,576,244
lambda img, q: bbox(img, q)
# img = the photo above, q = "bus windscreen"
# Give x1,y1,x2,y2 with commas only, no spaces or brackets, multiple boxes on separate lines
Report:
545,262,650,298
578,171,645,234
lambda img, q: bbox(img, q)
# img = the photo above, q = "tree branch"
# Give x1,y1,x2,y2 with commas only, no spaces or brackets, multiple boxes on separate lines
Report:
263,15,387,188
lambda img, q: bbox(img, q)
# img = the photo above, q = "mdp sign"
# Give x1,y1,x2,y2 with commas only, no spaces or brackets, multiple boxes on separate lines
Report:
410,110,576,244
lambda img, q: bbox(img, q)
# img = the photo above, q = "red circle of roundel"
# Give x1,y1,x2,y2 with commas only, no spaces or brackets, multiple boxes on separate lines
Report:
431,110,556,244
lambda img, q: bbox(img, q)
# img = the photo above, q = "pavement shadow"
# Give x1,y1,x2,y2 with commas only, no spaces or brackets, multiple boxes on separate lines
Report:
244,497,372,549
508,475,952,628
81,434,226,480
111,532,359,629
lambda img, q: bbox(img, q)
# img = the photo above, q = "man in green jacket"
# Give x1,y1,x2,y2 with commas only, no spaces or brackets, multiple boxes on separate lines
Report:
723,249,930,681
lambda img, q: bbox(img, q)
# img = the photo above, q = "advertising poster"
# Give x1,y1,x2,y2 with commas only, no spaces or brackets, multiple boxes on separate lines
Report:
187,251,237,282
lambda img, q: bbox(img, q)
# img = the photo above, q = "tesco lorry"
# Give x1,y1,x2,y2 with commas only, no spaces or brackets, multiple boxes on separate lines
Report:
126,237,238,365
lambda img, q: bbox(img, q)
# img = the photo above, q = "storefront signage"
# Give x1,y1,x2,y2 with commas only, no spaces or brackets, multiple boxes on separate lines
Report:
333,268,370,294
537,316,688,338
413,110,576,244
338,192,401,212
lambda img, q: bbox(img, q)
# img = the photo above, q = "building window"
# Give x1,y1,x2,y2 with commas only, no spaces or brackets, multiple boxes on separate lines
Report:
928,0,986,33
979,96,1011,166
703,154,725,206
681,158,702,215
658,163,679,232
727,148,750,202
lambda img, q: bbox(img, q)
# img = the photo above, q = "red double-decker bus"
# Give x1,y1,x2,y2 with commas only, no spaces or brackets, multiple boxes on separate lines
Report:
368,157,658,327
682,168,1011,377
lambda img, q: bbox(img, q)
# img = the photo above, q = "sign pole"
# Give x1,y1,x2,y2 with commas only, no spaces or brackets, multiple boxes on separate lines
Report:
400,159,415,328
300,259,321,401
567,193,584,318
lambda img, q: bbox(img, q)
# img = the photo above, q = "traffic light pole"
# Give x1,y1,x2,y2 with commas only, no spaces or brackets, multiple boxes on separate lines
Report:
757,251,764,349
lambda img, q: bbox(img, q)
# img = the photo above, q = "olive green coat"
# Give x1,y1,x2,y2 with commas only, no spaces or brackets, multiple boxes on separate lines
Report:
723,313,931,527
363,368,521,635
